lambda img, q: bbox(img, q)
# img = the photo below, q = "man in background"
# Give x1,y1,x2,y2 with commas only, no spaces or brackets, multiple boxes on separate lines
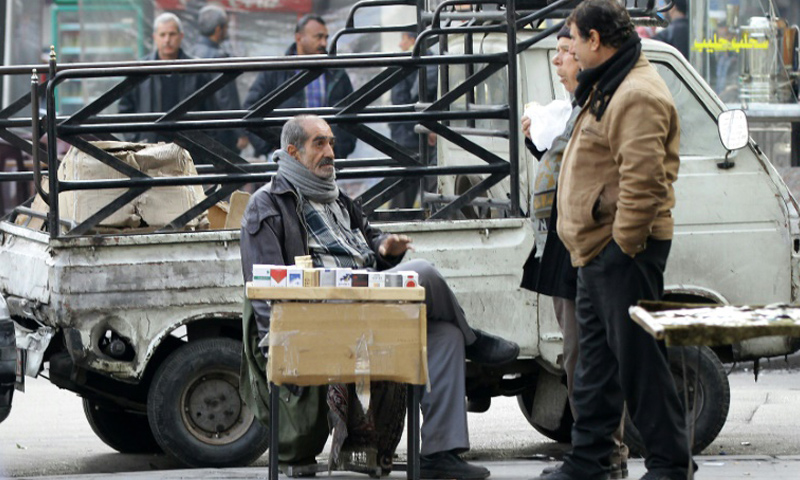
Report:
118,13,216,144
243,14,357,160
389,31,438,208
194,5,249,153
653,0,689,59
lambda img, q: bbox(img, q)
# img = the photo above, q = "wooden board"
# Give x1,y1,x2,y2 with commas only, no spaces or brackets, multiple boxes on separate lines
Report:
629,304,800,346
247,284,425,302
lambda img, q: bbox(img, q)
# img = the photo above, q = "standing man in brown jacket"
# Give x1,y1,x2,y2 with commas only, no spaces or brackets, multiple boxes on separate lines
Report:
534,2,693,480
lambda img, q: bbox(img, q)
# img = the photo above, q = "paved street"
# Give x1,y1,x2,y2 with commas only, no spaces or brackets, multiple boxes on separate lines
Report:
1,357,800,479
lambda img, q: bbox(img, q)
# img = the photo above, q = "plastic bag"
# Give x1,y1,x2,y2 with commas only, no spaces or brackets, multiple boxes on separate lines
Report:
523,100,573,151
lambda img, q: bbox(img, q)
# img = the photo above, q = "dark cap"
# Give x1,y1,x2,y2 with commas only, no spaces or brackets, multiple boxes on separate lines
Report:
556,24,571,39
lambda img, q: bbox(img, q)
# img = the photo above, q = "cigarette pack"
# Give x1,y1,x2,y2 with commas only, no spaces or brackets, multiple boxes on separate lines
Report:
384,273,403,287
351,271,369,287
319,268,336,287
303,269,320,287
252,264,271,287
270,267,288,287
398,271,420,288
287,268,304,287
336,268,353,287
294,255,313,269
369,272,385,288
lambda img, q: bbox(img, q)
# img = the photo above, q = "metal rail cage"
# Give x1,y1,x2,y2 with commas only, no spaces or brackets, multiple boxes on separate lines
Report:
0,0,667,239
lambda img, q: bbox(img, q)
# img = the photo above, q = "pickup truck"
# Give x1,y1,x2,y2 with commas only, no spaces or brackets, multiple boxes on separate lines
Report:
1,0,798,469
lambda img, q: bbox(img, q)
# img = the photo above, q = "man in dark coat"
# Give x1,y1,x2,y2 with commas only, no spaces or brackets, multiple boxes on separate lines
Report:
118,13,216,144
653,0,689,59
193,5,249,152
389,31,438,208
242,15,357,160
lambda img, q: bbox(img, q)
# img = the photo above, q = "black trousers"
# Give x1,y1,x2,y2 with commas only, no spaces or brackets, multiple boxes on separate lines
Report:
564,239,692,479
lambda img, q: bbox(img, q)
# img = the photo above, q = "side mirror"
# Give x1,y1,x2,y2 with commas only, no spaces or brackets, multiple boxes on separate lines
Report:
716,109,749,169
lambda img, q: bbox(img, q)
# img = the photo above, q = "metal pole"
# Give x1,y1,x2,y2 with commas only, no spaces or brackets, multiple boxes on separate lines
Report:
30,69,49,205
269,383,280,480
46,46,59,238
506,0,520,216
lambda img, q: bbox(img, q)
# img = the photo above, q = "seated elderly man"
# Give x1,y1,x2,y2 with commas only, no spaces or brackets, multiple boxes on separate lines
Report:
240,115,519,479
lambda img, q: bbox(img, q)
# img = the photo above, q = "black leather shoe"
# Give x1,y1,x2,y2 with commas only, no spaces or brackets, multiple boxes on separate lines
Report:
540,462,625,479
420,450,490,480
465,329,520,366
639,471,683,480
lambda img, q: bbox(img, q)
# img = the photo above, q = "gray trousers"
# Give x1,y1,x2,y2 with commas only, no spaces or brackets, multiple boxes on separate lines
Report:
387,259,474,455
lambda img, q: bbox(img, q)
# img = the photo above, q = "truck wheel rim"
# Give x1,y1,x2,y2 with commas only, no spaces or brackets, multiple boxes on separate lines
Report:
180,370,254,446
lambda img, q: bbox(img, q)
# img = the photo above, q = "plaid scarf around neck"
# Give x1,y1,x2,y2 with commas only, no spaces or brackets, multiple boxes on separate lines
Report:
303,199,376,269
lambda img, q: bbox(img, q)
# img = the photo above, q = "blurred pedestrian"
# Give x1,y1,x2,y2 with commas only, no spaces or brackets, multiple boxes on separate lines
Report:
118,13,216,144
653,0,689,59
389,31,437,208
243,14,356,160
194,5,249,153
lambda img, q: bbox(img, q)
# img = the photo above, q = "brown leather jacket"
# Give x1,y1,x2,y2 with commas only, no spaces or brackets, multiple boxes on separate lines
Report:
557,55,680,267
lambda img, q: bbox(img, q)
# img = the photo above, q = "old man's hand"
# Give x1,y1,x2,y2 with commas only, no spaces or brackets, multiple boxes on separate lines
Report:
379,234,413,257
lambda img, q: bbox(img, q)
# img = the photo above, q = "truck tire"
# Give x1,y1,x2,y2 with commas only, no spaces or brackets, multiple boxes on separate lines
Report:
82,398,161,453
147,338,269,468
624,346,730,456
517,385,574,443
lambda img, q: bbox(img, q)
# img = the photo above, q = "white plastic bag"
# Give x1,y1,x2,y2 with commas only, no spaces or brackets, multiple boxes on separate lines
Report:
523,99,573,151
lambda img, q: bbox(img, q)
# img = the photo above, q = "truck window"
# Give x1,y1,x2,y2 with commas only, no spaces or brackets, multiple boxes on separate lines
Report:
651,62,726,157
446,64,508,131
474,67,508,131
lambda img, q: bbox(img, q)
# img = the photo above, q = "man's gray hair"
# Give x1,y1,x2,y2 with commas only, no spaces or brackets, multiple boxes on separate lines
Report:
281,115,317,151
154,12,183,33
198,5,227,37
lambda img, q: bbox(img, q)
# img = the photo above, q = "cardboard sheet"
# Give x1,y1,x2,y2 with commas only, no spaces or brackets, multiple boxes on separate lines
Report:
268,302,428,386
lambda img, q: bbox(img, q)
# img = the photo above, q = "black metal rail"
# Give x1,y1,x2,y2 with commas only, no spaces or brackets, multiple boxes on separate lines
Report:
0,0,663,239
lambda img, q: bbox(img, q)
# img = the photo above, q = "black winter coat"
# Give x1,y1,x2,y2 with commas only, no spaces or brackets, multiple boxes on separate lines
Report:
242,44,357,159
520,188,577,300
389,58,437,150
117,49,217,144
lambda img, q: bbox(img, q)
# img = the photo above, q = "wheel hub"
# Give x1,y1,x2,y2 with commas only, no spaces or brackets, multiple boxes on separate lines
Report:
181,372,253,445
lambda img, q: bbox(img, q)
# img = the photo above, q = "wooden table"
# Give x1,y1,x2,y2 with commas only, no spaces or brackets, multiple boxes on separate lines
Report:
629,303,800,347
629,302,800,480
246,284,428,480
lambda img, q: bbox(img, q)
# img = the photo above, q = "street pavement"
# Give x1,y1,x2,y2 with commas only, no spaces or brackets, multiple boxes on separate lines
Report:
5,456,800,480
2,357,800,479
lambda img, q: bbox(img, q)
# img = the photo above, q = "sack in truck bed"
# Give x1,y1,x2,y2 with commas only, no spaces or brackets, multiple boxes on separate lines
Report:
57,141,207,229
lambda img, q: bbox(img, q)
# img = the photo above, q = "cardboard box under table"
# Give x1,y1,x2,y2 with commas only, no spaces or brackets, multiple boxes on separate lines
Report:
246,284,428,480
